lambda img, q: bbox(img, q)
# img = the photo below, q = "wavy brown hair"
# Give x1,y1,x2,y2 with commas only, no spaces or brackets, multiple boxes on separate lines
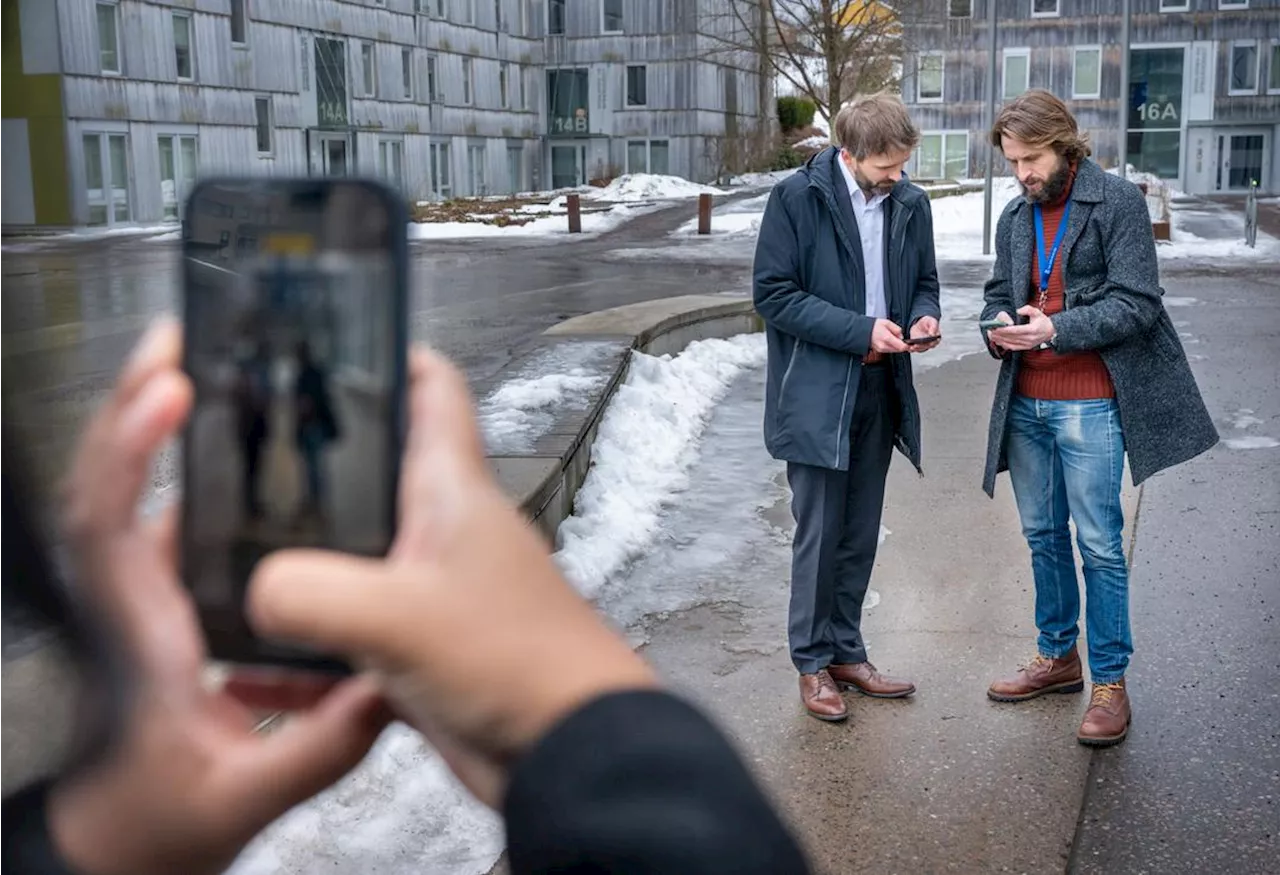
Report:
834,92,920,160
990,89,1092,164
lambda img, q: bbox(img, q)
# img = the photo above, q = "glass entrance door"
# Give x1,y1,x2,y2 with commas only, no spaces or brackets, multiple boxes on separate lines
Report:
323,137,349,176
1226,134,1265,190
551,144,585,189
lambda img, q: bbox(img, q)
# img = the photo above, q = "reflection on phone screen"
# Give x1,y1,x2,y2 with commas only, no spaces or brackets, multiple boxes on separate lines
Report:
180,180,403,666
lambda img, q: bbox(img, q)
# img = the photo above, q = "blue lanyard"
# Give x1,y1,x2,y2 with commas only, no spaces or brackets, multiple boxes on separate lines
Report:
1033,201,1072,292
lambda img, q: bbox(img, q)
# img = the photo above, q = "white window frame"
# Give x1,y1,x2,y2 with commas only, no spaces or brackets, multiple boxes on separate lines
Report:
947,0,973,18
97,1,121,75
467,144,487,196
426,54,440,102
464,0,476,25
625,139,670,175
499,61,510,108
601,0,623,34
254,95,274,156
82,130,132,227
507,144,523,193
1159,0,1190,11
402,48,414,100
1030,0,1059,17
1002,47,1031,99
548,0,565,35
913,130,969,181
172,10,195,82
916,52,944,103
157,132,199,221
462,57,474,105
230,0,248,47
1269,39,1280,95
1072,45,1102,99
1219,1,1249,9
430,141,453,199
625,64,647,107
1229,39,1260,95
378,138,405,188
362,42,378,97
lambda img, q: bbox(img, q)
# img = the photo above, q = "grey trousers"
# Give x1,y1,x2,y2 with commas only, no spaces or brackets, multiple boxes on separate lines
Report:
786,363,896,675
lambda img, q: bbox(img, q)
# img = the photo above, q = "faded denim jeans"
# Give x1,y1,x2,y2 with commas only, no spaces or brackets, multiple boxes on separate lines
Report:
1006,395,1130,683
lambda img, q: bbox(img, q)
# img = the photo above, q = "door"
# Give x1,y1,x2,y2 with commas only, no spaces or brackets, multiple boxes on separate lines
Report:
158,134,198,220
551,144,585,189
83,132,131,226
429,142,452,200
322,136,349,176
1225,133,1266,190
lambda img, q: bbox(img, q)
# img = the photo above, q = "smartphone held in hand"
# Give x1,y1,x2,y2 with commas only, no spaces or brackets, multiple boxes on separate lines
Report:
179,178,409,674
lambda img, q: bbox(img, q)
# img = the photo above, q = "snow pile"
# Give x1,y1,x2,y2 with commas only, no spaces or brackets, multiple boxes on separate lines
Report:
728,168,801,188
793,135,831,150
553,333,768,597
585,173,725,202
410,203,645,240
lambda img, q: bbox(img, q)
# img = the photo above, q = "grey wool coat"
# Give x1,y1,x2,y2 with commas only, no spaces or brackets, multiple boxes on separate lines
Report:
979,158,1218,497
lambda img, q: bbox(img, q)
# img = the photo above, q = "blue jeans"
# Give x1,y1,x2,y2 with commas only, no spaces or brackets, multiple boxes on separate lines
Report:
1006,395,1130,683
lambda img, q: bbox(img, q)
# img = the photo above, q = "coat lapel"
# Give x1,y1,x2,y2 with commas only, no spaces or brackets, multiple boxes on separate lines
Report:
1011,203,1036,307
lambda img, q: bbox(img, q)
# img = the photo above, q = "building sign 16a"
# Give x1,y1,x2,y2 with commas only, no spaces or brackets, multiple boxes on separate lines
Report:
1136,101,1178,124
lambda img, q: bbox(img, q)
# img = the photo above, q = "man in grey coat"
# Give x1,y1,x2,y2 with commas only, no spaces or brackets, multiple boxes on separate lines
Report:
753,93,942,722
979,90,1217,747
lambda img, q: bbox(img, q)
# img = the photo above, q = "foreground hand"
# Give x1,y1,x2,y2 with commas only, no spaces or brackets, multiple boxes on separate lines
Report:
870,318,910,354
50,320,390,875
908,316,941,352
989,306,1055,352
248,346,660,810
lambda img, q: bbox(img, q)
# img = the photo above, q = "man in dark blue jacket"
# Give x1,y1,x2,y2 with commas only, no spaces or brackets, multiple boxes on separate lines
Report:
753,93,942,722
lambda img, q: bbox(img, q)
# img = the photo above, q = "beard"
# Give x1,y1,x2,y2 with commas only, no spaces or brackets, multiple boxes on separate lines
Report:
854,167,896,196
1021,157,1073,204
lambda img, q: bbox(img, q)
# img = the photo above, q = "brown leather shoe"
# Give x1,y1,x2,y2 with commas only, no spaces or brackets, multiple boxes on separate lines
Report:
828,661,916,698
1078,681,1131,747
799,670,848,722
987,648,1084,702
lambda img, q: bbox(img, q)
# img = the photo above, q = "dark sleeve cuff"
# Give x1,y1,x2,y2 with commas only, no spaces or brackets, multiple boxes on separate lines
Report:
2,781,84,875
503,689,810,875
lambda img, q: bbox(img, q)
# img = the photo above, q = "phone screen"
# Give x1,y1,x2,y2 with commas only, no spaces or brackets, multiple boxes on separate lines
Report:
179,179,407,671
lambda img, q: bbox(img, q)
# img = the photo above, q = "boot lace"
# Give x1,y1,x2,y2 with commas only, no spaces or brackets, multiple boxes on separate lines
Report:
1090,682,1125,708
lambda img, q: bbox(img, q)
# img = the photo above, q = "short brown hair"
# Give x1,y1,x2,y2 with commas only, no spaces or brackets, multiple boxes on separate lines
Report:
834,92,921,160
990,89,1092,163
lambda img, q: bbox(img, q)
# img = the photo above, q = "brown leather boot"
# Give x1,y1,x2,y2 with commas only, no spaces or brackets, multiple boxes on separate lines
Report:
799,670,848,722
987,648,1084,702
829,661,916,698
1078,681,1131,747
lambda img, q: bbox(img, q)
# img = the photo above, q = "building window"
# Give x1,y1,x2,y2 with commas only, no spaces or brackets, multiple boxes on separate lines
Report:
1003,48,1030,99
468,144,486,195
500,62,510,107
1073,46,1101,99
601,0,623,34
507,145,523,193
254,96,273,154
548,0,565,35
173,12,194,81
402,48,414,99
97,2,121,74
230,0,247,45
915,132,968,181
379,140,404,187
1219,1,1249,8
1269,40,1280,94
626,65,647,107
362,43,377,97
1126,46,1184,179
462,57,474,104
626,139,669,175
519,64,527,108
917,53,943,102
464,0,475,25
83,133,130,226
427,54,439,101
430,142,452,199
1031,0,1059,16
436,0,446,17
1159,0,1189,10
158,135,198,220
495,0,504,29
948,0,972,17
1230,41,1259,94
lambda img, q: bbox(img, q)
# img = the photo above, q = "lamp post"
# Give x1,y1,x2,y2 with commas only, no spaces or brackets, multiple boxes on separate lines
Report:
1118,0,1131,174
982,0,998,255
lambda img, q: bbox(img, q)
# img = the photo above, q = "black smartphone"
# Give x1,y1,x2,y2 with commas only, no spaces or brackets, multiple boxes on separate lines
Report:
978,318,1010,330
179,178,409,674
904,334,941,345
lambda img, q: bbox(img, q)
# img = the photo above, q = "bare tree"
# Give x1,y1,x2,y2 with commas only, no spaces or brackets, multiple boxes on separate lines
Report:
707,0,923,126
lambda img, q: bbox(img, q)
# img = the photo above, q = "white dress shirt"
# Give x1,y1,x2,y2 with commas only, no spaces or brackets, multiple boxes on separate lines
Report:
837,155,890,320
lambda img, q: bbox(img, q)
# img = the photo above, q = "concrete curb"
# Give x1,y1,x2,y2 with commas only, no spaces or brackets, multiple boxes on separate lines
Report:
489,293,763,542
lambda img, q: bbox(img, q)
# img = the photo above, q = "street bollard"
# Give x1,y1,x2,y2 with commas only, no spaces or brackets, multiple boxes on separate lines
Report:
697,192,712,235
1244,181,1258,249
567,193,581,233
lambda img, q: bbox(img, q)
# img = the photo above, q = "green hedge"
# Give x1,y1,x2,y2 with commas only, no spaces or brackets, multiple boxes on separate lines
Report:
776,96,816,132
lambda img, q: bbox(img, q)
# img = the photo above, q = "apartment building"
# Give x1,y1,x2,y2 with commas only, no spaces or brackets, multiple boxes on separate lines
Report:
899,0,1279,194
2,0,761,229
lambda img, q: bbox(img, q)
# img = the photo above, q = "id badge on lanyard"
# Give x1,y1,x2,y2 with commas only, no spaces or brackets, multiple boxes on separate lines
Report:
1034,201,1071,309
